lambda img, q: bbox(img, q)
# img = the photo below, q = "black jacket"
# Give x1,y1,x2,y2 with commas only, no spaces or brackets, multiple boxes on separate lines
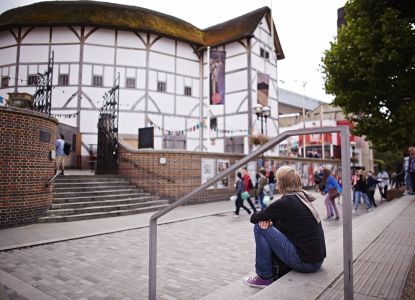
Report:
250,194,326,263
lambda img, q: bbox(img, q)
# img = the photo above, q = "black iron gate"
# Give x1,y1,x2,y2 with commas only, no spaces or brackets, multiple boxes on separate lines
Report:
33,51,54,115
96,74,120,174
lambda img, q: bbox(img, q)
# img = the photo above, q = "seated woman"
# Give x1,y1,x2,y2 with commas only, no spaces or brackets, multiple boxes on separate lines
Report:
244,166,326,288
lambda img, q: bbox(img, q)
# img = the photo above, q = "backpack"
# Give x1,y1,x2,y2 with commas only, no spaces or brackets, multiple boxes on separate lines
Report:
247,178,254,190
63,142,71,155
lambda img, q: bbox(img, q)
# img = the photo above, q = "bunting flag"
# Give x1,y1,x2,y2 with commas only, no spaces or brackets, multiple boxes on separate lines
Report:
146,116,248,136
51,112,79,119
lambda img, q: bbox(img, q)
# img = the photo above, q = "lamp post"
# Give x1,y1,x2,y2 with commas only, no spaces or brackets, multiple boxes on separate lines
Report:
351,141,356,169
253,104,270,134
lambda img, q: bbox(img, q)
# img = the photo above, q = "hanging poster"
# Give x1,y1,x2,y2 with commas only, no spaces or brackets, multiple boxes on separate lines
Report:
210,50,226,105
216,159,229,188
201,158,216,189
257,72,269,107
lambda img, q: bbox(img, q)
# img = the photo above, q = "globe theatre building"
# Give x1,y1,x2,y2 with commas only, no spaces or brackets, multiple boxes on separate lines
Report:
0,1,290,166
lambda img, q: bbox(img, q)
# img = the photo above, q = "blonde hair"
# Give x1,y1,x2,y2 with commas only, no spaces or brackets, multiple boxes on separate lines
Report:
275,166,302,194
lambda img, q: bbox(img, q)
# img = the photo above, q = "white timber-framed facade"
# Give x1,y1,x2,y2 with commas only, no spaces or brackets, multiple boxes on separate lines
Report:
0,1,286,163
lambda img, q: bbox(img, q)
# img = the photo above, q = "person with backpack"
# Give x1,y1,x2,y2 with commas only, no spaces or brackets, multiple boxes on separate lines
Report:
242,167,257,213
55,134,66,175
244,166,325,288
234,172,252,217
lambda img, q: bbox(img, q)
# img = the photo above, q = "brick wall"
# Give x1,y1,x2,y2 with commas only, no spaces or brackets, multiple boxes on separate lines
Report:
0,107,58,228
118,139,341,205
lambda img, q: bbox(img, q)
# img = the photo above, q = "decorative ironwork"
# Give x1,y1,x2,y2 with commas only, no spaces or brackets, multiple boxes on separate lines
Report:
33,51,54,115
96,73,120,174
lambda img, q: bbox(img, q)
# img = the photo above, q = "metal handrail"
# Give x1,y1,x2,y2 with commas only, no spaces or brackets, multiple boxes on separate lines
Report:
149,126,353,300
45,166,61,187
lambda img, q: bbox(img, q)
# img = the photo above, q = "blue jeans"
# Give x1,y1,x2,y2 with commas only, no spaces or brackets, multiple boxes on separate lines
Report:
258,192,266,210
354,191,372,210
269,183,276,198
254,224,323,278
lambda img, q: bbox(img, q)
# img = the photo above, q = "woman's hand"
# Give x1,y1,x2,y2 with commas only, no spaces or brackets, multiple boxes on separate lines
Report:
259,220,272,229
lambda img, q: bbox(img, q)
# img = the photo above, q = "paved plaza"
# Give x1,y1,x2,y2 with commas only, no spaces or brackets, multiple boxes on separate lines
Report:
0,191,414,299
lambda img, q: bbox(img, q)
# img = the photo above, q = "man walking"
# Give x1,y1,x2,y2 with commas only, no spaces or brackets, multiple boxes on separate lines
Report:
56,134,65,175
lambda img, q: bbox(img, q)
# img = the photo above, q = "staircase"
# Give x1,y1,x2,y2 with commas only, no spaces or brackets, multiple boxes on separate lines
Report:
38,175,170,223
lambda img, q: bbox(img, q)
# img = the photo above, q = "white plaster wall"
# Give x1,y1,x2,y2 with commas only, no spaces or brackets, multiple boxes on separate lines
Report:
149,52,175,73
225,92,248,114
20,45,49,63
149,92,174,114
119,90,145,108
226,70,248,93
80,110,99,132
224,42,246,57
116,48,146,67
22,27,49,43
117,31,145,48
82,65,92,85
81,133,98,155
175,95,199,116
52,87,77,107
87,29,115,46
0,31,16,46
52,109,78,127
103,66,114,86
70,65,79,84
52,45,80,62
119,111,142,134
176,58,199,77
0,47,17,65
226,54,246,72
52,27,79,43
177,41,197,59
83,45,114,64
137,69,146,89
151,37,175,55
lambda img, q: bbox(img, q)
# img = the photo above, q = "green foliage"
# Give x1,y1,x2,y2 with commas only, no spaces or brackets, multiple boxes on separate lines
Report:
322,0,415,153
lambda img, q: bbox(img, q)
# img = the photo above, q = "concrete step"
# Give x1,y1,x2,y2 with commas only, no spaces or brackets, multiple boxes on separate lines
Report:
46,200,170,216
52,192,152,204
53,188,144,199
51,196,160,209
38,204,169,223
54,175,127,183
53,185,138,193
53,181,131,188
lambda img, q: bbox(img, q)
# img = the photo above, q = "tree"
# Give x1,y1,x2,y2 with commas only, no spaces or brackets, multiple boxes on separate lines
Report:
322,0,415,152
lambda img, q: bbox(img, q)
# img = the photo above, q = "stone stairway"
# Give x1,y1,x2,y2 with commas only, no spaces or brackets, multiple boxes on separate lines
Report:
38,175,170,223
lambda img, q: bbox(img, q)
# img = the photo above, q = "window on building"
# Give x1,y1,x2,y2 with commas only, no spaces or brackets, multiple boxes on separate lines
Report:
184,86,192,96
1,76,10,88
126,77,136,88
224,136,244,154
92,75,103,87
157,81,166,92
27,75,38,86
58,74,69,86
260,47,270,59
210,117,217,130
163,134,186,150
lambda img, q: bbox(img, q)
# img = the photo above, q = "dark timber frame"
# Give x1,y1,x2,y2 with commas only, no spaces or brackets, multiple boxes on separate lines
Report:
96,73,120,174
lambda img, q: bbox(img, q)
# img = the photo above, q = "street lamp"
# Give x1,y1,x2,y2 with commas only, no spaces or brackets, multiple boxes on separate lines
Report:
253,104,270,134
351,141,357,169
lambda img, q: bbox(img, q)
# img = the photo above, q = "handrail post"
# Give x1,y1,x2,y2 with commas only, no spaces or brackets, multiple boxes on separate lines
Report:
149,216,157,300
340,126,353,299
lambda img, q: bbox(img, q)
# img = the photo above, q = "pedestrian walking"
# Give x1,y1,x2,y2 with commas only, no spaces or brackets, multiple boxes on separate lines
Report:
234,172,251,217
268,170,276,200
366,171,379,207
55,134,65,175
321,169,341,221
353,170,373,214
377,168,390,201
242,167,257,213
257,168,269,210
244,166,325,288
408,147,415,195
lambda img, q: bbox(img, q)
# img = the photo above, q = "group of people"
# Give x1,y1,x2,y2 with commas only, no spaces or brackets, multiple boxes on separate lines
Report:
234,168,276,217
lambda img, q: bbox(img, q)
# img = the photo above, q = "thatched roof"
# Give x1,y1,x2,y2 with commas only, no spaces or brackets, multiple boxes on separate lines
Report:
0,1,284,59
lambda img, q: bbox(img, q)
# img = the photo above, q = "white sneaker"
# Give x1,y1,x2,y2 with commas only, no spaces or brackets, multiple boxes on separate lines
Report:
367,208,374,213
352,209,358,215
233,214,240,218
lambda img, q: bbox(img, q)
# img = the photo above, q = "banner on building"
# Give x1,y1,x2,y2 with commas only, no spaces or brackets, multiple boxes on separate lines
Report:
210,50,226,105
257,72,269,106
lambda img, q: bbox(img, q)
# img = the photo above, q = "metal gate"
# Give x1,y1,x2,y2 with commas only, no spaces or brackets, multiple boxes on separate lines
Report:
33,51,54,115
96,74,120,174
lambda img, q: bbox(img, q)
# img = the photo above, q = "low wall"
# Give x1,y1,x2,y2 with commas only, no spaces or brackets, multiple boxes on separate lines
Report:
118,138,341,204
0,106,58,228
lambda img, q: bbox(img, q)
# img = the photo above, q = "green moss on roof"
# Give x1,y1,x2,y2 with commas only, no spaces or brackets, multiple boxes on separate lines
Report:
0,1,284,59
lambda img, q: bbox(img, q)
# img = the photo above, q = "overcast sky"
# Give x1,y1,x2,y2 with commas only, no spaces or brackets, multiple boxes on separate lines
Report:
0,0,347,102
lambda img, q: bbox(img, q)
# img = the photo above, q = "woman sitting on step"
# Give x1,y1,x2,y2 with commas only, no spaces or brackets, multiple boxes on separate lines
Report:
244,166,326,288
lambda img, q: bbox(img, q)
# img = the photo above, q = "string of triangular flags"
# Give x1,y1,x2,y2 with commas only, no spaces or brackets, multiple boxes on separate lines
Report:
146,116,248,135
51,112,79,119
